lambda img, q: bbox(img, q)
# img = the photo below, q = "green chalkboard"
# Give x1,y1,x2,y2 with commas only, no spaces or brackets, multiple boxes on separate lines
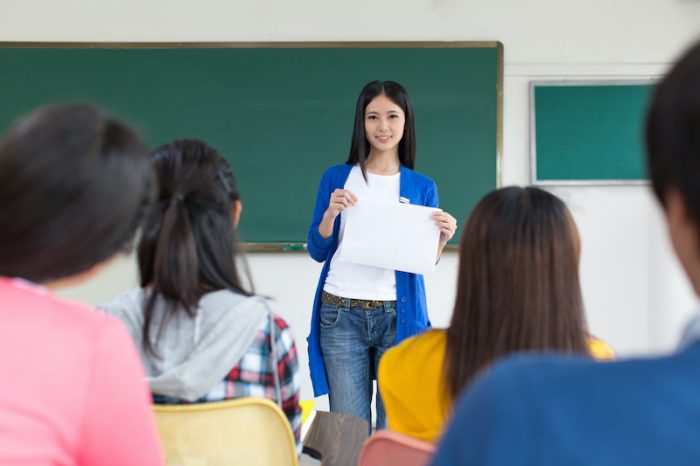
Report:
531,81,655,184
0,43,502,248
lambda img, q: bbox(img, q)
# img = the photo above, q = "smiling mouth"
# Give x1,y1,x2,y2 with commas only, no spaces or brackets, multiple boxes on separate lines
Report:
376,135,391,143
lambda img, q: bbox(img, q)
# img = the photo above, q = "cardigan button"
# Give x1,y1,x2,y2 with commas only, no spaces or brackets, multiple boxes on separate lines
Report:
401,319,406,324
400,297,407,303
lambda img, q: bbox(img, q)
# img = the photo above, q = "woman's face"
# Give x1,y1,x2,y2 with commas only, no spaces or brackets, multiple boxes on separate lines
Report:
364,93,405,154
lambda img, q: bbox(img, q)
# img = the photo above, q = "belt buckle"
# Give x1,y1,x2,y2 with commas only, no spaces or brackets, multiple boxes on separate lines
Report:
364,300,380,310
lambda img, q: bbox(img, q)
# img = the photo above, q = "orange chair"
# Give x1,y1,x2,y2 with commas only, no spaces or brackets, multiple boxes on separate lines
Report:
358,430,435,466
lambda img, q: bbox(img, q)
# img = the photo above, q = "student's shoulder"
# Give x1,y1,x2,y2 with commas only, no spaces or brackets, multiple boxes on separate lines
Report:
380,329,445,376
2,279,115,330
462,350,675,414
446,353,596,440
440,351,700,466
97,287,145,323
267,311,298,348
479,351,609,392
389,328,445,358
496,348,684,382
269,312,291,332
433,356,550,466
0,280,135,357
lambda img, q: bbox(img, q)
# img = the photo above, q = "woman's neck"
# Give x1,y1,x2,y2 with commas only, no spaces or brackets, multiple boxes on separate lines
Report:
366,150,400,175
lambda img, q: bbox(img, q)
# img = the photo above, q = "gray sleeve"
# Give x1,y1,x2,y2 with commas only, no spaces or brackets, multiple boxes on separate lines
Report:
97,289,145,347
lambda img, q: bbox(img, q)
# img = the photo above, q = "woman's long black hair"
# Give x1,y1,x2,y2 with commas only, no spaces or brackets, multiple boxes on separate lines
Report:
346,80,416,180
138,139,252,355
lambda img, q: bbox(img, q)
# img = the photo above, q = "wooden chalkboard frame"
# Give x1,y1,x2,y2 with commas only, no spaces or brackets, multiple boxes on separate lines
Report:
0,41,503,252
530,79,657,187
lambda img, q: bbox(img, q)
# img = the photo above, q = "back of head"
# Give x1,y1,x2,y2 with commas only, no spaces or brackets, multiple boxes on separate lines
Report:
444,186,588,400
646,40,700,222
0,104,153,283
138,139,250,354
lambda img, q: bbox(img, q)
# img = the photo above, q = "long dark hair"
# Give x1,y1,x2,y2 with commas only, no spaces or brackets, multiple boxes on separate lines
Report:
444,186,588,401
0,104,153,282
346,80,416,180
138,139,252,355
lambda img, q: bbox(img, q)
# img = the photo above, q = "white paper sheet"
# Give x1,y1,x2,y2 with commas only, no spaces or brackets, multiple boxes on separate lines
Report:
338,200,441,275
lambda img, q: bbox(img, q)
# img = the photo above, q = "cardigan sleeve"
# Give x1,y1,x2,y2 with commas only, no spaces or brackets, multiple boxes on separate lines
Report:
425,180,439,208
307,168,335,262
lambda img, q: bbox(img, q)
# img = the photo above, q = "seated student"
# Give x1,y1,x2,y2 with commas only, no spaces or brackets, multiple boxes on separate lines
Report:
378,186,613,443
431,40,700,466
0,104,162,465
99,139,302,452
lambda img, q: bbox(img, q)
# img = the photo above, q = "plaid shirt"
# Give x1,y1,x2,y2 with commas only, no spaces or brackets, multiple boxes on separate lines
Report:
153,314,302,453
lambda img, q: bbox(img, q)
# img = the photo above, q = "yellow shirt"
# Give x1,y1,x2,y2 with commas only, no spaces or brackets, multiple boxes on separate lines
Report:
378,329,449,443
378,330,614,443
588,336,615,360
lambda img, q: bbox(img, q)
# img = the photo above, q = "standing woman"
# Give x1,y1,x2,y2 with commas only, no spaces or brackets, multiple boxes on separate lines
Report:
307,81,457,429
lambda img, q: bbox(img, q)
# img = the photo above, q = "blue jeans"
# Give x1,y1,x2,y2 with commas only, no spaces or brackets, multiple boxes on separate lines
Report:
319,298,397,431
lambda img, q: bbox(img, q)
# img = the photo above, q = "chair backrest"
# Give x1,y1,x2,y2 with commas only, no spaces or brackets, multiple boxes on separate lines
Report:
303,411,369,465
357,430,435,466
153,398,298,466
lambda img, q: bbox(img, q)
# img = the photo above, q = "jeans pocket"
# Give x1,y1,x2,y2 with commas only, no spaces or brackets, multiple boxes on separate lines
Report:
319,303,342,328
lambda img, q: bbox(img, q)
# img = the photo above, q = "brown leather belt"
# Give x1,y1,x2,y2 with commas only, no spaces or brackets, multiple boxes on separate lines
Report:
321,291,392,310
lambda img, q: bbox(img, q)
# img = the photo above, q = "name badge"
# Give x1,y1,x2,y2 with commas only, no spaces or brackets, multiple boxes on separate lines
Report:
399,196,410,204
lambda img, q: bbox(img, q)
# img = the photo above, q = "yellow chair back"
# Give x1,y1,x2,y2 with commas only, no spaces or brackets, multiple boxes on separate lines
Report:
153,398,298,466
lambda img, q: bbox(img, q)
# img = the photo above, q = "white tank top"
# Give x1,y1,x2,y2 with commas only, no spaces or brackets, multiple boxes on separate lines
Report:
324,165,400,300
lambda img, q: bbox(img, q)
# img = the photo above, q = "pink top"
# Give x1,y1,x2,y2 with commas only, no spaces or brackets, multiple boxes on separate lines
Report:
0,278,163,465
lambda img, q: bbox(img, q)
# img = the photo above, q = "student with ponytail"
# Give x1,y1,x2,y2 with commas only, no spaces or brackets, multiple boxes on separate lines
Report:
100,140,302,451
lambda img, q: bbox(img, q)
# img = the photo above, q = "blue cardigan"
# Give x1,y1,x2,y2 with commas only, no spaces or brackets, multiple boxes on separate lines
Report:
432,341,700,466
307,163,438,396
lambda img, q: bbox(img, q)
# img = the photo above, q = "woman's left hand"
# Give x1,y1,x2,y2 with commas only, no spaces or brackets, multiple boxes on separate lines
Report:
432,210,458,245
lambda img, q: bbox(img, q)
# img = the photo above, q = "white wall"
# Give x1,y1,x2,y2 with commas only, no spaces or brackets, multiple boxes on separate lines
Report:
4,0,700,404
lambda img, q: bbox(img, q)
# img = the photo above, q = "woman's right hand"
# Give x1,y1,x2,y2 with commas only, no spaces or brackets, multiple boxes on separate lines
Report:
325,189,358,219
318,189,358,239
